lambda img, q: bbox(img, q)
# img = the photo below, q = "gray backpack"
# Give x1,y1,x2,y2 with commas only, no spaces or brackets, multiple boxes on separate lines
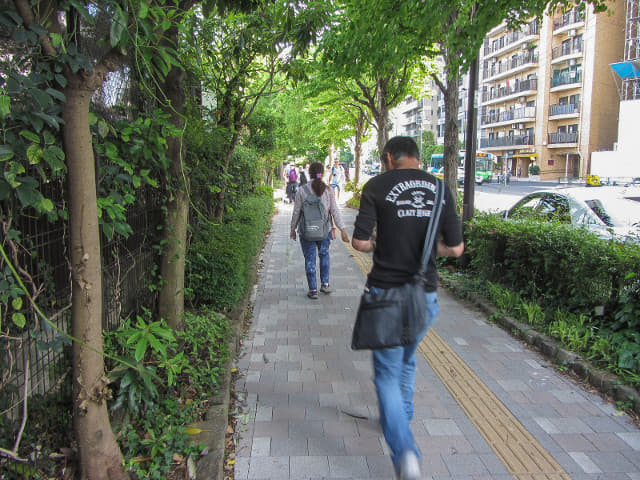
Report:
299,185,331,241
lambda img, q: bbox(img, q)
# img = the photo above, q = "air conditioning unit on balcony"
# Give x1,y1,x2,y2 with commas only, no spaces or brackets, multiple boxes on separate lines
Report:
511,124,518,129
519,96,527,103
518,123,525,129
568,29,577,37
492,57,498,63
568,58,577,66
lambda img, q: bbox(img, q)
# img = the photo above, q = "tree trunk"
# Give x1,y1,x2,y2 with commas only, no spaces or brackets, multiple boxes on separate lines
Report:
442,53,461,204
157,0,202,325
375,77,389,171
64,78,127,480
354,110,365,186
158,34,189,330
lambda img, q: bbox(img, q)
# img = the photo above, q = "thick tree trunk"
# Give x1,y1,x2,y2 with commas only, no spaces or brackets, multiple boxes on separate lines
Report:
64,80,127,480
443,54,461,205
158,40,188,329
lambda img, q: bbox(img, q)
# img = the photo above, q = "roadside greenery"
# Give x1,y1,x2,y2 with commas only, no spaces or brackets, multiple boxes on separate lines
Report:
459,213,640,388
187,189,274,311
104,308,232,479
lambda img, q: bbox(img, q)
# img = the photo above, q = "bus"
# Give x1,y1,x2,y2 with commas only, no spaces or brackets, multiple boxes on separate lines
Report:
428,151,497,185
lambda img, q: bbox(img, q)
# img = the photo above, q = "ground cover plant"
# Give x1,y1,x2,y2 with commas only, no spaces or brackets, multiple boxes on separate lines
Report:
455,212,640,389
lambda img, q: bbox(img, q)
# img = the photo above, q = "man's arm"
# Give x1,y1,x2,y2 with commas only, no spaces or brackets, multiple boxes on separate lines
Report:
437,239,464,258
352,237,375,253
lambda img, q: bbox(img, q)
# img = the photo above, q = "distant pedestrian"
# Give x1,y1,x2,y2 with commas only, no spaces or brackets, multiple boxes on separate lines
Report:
352,136,464,479
299,168,308,185
329,160,345,201
517,166,522,178
290,162,350,299
284,163,298,203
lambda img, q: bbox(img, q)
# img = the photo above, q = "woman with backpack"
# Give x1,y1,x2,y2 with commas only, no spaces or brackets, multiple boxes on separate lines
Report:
290,162,350,299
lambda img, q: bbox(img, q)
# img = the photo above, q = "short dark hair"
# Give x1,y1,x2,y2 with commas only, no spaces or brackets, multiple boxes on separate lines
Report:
382,136,420,163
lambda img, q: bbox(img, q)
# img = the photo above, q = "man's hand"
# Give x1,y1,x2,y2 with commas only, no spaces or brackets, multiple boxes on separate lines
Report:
290,229,296,241
340,229,350,243
437,239,464,258
352,237,375,253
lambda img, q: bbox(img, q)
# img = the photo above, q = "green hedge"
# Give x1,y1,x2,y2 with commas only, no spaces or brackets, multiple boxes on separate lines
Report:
186,189,273,310
465,213,640,327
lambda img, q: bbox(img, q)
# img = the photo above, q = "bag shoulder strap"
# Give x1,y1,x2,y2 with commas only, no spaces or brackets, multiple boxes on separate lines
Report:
419,177,444,274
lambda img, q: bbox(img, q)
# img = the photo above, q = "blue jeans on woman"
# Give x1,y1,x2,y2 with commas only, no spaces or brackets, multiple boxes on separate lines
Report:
370,289,439,473
300,233,331,291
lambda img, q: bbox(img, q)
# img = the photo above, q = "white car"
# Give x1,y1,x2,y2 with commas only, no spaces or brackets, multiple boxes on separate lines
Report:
503,186,640,241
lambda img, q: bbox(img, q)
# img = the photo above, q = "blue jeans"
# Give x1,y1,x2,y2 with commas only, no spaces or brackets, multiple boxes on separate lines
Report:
300,233,331,291
371,289,439,472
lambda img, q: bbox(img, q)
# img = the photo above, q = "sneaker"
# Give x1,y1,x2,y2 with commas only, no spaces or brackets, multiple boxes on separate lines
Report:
320,284,332,294
398,450,421,480
307,290,318,299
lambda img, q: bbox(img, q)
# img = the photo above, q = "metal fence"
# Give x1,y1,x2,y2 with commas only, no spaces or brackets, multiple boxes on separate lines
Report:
1,181,164,420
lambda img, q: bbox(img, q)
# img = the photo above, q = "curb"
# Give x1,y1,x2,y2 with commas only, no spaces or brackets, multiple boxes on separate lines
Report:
439,275,640,418
191,298,247,480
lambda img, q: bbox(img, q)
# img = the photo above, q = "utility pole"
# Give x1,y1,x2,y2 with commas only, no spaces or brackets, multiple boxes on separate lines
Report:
462,55,479,224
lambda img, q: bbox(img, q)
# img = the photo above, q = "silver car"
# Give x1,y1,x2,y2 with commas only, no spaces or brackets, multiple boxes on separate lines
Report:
503,186,640,241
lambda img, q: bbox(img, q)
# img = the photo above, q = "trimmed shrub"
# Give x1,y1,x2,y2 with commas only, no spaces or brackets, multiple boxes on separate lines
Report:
465,213,640,323
186,191,273,310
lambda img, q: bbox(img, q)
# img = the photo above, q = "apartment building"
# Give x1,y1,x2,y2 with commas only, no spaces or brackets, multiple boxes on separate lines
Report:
590,0,640,180
479,3,626,180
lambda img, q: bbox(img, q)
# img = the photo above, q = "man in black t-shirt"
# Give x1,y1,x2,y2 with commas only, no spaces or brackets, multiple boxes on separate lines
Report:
352,136,464,480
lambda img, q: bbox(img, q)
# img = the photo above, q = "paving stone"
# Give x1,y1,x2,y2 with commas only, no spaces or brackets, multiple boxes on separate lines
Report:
232,201,640,480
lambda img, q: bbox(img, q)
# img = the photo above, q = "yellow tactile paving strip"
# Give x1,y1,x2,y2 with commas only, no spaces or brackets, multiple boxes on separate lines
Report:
344,242,572,480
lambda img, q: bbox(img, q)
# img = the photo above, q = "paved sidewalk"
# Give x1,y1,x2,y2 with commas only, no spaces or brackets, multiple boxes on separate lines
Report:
233,199,640,480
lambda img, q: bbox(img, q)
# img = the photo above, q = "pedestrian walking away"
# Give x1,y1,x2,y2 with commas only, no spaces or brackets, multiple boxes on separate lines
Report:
284,162,299,203
351,136,464,479
290,162,349,299
328,159,345,201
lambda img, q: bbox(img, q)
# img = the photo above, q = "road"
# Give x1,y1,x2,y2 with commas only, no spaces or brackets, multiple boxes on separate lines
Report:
471,179,561,212
356,168,562,214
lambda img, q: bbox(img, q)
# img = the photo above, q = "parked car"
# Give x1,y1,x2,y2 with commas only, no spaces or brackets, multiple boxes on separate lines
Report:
502,186,640,241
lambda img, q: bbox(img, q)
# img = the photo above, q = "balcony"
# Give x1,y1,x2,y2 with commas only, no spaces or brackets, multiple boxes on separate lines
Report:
551,70,582,89
481,78,538,105
549,103,580,118
481,106,536,126
483,52,538,81
548,131,578,145
552,41,583,61
553,9,585,32
480,135,535,149
483,22,540,58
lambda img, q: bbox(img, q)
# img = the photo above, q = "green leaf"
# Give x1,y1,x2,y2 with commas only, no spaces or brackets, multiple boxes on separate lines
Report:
33,112,61,130
0,145,14,162
26,144,43,164
46,88,66,103
31,88,52,109
139,3,149,19
12,312,26,328
69,0,93,24
97,120,110,139
15,181,41,208
20,130,40,143
55,74,67,88
0,95,10,117
135,337,148,362
12,297,23,310
37,197,54,213
110,7,128,47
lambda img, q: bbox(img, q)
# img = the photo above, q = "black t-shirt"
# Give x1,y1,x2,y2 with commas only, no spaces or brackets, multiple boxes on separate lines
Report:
353,168,463,292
